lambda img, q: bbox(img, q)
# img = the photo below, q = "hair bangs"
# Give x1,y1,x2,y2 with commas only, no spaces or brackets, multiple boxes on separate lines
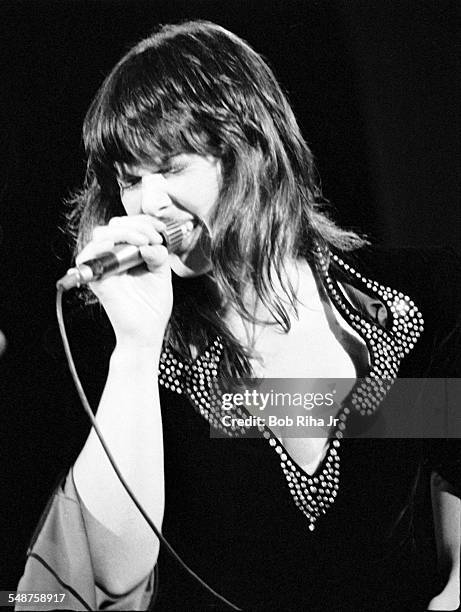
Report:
83,59,216,180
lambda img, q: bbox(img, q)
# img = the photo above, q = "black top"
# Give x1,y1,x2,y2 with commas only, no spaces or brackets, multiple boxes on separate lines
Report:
16,247,461,612
155,246,461,611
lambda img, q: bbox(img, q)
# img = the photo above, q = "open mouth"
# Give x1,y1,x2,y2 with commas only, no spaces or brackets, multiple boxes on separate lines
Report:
178,218,203,253
166,217,212,275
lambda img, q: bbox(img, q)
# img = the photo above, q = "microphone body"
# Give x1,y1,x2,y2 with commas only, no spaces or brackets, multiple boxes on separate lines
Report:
57,219,193,291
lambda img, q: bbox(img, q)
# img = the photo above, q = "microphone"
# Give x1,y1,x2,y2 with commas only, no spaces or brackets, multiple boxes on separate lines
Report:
57,219,194,291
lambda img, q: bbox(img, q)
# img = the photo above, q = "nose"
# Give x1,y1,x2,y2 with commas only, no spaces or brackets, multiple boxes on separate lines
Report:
140,174,172,218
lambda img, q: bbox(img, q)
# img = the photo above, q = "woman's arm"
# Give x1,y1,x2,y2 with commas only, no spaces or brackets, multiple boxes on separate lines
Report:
427,471,460,611
70,217,173,597
16,218,174,610
73,343,165,596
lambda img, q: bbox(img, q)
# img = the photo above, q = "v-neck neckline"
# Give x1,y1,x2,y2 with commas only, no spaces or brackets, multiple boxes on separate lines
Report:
158,247,424,530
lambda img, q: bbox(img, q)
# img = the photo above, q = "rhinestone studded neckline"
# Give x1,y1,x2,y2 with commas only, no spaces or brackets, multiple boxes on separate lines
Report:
158,248,424,531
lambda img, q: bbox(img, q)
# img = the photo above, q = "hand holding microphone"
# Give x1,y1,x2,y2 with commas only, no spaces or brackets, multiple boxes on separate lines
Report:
61,215,190,349
57,218,193,290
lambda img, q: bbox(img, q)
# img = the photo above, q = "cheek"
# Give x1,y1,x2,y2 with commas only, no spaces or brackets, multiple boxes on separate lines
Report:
181,176,220,225
120,191,140,216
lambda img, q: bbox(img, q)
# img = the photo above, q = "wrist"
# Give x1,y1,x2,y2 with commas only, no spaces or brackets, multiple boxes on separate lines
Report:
445,567,460,587
111,343,163,368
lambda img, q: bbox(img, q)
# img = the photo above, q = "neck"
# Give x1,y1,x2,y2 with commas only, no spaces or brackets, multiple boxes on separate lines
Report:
224,257,323,323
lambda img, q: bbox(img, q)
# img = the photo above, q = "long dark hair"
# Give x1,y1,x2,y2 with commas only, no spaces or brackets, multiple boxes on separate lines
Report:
67,20,366,378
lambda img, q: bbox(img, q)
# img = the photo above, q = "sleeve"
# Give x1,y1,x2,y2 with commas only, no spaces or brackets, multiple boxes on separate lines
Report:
426,390,461,495
424,320,461,495
358,245,461,492
15,470,156,611
428,440,461,494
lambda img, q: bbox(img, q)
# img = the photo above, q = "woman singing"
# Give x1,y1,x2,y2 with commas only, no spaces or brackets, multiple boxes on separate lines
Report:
17,21,460,611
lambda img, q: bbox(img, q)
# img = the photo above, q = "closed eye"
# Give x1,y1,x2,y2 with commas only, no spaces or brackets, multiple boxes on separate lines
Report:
115,159,187,190
116,175,142,190
160,162,186,176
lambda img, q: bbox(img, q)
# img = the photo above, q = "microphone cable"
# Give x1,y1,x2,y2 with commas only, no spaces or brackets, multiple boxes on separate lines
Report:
56,285,242,611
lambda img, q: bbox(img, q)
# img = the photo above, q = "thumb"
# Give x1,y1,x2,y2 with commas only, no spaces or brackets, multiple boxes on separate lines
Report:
139,244,170,272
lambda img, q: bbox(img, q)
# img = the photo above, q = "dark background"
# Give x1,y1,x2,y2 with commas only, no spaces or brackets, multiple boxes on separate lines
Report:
1,0,459,590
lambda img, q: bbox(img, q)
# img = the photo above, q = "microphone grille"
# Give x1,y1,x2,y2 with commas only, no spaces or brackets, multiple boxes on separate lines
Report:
160,220,192,253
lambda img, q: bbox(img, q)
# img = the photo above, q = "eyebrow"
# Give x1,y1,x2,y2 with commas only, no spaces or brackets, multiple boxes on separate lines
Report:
114,167,141,179
114,157,177,176
114,155,188,178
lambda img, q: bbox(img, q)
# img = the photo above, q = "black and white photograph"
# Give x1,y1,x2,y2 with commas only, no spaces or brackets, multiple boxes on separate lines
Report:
1,1,460,610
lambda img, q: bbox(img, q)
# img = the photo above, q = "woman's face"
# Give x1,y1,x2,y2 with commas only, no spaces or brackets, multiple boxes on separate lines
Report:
115,153,221,277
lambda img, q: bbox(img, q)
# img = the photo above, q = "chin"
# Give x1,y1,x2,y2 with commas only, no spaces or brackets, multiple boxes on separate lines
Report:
168,253,212,278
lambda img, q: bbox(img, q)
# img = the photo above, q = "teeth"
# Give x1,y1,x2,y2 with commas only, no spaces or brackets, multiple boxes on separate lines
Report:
182,220,194,235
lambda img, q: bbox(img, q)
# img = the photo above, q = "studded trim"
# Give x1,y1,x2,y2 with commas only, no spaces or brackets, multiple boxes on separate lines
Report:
158,249,424,531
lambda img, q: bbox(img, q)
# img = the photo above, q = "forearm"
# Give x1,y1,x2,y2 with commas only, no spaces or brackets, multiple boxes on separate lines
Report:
73,344,165,593
431,470,460,588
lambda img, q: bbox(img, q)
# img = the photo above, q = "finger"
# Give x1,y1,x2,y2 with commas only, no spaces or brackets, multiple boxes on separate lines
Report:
109,215,167,233
92,225,162,247
76,239,115,266
108,215,167,243
138,244,169,271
